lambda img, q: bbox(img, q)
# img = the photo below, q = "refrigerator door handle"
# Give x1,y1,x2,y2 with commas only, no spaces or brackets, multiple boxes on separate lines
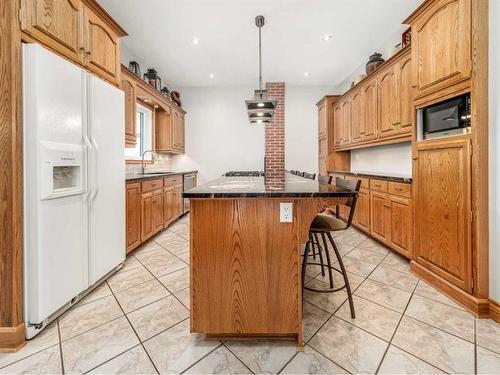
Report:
90,136,99,202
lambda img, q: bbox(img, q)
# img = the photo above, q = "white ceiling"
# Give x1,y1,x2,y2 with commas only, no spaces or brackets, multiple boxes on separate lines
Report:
98,0,422,88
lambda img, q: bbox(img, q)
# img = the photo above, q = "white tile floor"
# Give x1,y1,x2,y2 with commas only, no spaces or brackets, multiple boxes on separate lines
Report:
1,215,500,374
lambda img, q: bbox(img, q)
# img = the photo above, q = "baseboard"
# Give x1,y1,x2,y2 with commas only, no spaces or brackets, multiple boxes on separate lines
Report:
0,324,25,353
410,261,490,316
489,298,500,322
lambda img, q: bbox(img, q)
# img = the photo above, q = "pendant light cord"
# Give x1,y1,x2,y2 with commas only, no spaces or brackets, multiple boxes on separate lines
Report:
258,23,262,92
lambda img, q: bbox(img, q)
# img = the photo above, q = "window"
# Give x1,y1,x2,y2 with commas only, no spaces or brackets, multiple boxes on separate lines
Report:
125,103,153,161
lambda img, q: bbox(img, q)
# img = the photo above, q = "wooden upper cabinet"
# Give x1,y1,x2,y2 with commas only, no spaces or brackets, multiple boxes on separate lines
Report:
21,0,126,86
121,69,137,147
172,110,185,153
406,0,471,98
318,100,328,139
340,98,351,146
21,0,84,62
377,66,400,139
414,137,472,292
83,5,121,85
361,78,378,142
399,53,414,135
155,106,173,152
333,102,343,148
350,90,363,145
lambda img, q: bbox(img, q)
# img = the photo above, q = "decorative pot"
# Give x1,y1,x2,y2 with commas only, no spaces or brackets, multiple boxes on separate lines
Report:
171,91,182,107
365,53,385,75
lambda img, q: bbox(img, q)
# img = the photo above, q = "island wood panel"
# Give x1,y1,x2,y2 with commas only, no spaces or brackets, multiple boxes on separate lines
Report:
189,197,348,348
0,0,25,352
414,137,472,293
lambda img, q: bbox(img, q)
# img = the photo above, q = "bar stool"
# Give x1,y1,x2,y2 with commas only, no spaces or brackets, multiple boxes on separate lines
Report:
301,177,361,318
303,172,316,180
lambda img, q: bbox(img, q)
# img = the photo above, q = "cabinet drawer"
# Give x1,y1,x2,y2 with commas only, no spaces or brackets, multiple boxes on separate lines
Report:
142,178,164,193
164,175,182,187
369,179,388,192
388,181,412,198
345,176,369,189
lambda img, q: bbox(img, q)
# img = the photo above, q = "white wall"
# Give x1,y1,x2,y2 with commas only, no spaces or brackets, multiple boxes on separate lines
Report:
285,86,336,174
169,87,265,184
489,0,500,301
351,142,412,176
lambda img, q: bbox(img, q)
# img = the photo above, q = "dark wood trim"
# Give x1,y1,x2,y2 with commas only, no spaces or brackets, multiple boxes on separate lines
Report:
410,261,490,317
489,298,500,323
0,0,25,351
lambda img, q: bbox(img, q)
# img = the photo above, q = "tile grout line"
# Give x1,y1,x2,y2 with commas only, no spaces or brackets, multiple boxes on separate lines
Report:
56,319,66,374
474,317,478,375
178,342,225,374
220,342,257,375
374,277,419,374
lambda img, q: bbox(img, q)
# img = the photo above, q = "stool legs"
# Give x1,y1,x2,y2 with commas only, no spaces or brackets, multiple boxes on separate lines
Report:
312,232,326,277
301,240,311,286
320,232,335,289
327,231,355,319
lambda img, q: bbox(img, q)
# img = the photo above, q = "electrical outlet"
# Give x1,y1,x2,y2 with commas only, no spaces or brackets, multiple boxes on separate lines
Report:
280,202,293,223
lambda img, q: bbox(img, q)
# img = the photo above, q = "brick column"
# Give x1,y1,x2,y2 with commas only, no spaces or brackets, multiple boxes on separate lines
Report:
264,82,285,189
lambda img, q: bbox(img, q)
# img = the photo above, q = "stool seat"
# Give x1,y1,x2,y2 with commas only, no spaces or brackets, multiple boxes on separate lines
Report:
311,213,348,232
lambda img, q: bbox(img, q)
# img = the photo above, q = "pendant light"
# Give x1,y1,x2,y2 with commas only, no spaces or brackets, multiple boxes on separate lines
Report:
245,15,276,124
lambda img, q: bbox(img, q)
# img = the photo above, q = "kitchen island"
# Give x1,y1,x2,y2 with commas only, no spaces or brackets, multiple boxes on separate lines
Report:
183,173,357,349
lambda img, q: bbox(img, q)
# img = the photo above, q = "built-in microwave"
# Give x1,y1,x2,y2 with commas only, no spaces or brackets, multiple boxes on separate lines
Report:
420,93,471,140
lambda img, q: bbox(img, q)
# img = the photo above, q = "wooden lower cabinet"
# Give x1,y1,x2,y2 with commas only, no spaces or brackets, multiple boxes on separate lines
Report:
388,195,413,258
370,191,391,243
126,175,187,254
353,188,370,233
126,182,141,254
414,138,472,292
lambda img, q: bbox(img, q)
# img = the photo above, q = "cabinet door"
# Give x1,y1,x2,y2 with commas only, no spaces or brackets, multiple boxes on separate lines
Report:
411,0,471,97
370,191,390,243
21,0,84,63
333,102,343,148
152,190,164,234
350,90,363,145
126,183,141,254
163,186,174,227
388,195,413,258
362,78,378,141
83,6,120,85
377,67,399,139
154,106,173,152
122,73,136,147
414,138,472,292
340,99,351,146
399,53,414,136
353,189,370,233
178,113,185,153
176,185,184,217
318,101,327,139
141,191,154,241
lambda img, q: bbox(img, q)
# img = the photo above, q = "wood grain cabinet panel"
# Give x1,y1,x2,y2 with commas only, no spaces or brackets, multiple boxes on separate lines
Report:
83,5,121,85
21,0,84,63
126,182,141,254
121,70,136,147
408,0,471,98
361,78,378,142
318,101,327,139
340,98,351,146
350,90,363,145
163,186,174,227
370,191,390,243
399,54,414,135
333,102,343,148
388,195,413,258
353,189,370,233
377,66,400,139
141,191,154,242
414,138,472,292
152,189,164,234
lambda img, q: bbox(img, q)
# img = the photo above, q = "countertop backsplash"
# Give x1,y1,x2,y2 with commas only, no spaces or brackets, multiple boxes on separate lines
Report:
125,153,172,174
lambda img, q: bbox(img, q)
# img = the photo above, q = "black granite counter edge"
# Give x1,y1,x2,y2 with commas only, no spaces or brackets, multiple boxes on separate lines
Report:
183,191,356,199
126,170,198,182
327,170,412,183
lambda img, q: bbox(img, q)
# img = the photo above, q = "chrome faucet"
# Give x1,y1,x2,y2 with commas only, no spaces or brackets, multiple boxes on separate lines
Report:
141,150,154,174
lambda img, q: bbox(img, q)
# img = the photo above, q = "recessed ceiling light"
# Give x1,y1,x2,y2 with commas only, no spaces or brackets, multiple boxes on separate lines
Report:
192,37,200,45
322,34,333,42
210,73,215,78
304,72,309,77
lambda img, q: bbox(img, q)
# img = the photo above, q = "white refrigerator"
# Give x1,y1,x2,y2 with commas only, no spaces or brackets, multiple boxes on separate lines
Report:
23,44,125,339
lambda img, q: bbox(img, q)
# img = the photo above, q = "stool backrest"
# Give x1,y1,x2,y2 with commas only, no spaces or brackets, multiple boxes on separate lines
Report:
335,177,361,229
303,172,316,180
318,175,332,184
297,171,305,177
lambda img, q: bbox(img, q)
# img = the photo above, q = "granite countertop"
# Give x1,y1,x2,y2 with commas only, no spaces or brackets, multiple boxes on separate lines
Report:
126,170,198,182
183,173,357,198
328,170,412,183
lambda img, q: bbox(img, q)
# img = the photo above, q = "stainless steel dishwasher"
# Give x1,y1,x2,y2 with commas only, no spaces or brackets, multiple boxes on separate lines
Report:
183,173,197,214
